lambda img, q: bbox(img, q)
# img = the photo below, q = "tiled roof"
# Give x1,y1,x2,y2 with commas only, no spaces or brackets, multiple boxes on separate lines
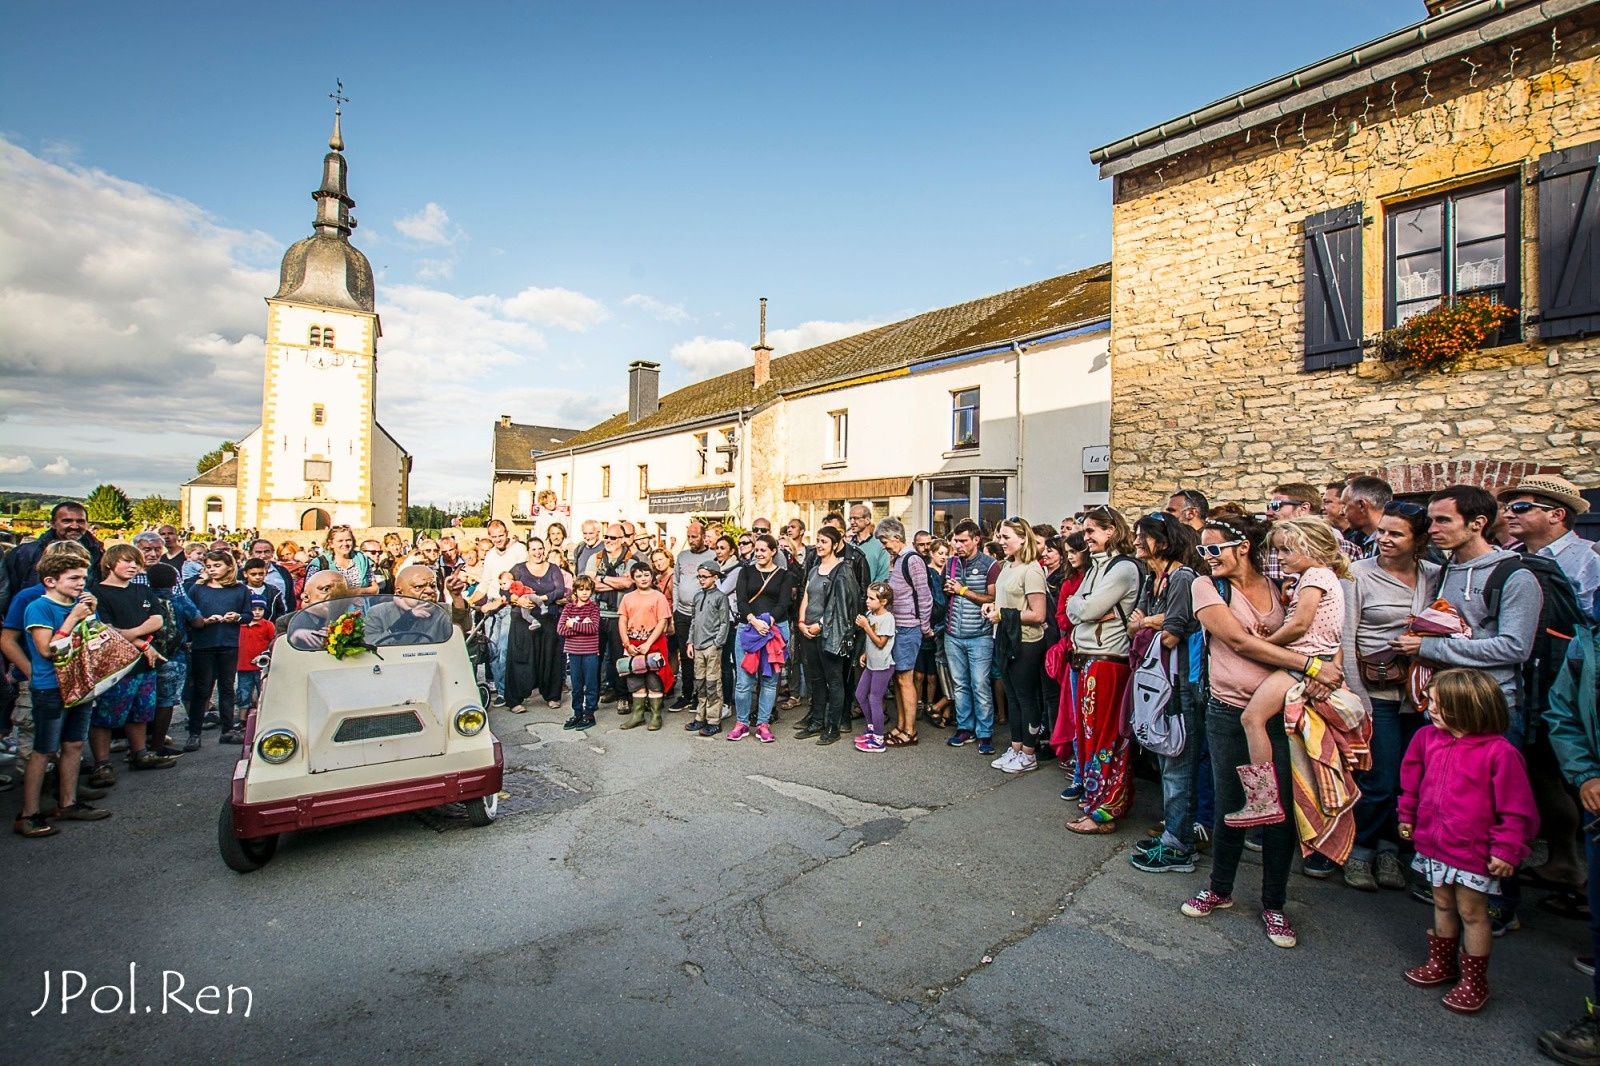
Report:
183,456,238,488
559,263,1111,451
493,421,581,474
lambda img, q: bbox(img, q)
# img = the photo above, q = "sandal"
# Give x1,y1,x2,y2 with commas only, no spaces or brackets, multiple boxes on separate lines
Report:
1065,816,1117,835
885,730,919,747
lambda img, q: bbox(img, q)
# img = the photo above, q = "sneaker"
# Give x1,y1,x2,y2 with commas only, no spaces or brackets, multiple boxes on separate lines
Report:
562,715,585,730
1192,823,1212,852
87,764,116,789
726,722,750,742
75,784,109,801
184,735,202,753
1132,836,1160,857
578,716,597,730
976,737,995,756
1060,778,1085,801
697,722,721,737
1181,889,1234,918
1131,843,1197,874
109,738,130,753
854,733,885,752
203,710,221,729
1342,857,1378,892
755,724,775,744
1575,957,1597,978
51,801,112,822
13,813,57,838
1489,905,1520,938
154,743,186,758
1302,853,1338,880
990,748,1018,769
683,718,706,732
1002,752,1038,774
127,749,178,770
490,693,507,708
1243,831,1263,853
0,734,18,757
1261,909,1297,948
220,730,245,745
947,730,975,747
1373,851,1407,890
1410,881,1434,905
1539,1005,1600,1066
670,695,694,710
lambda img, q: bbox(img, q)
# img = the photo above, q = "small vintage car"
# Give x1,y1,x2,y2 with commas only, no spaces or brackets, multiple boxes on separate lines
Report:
219,595,503,873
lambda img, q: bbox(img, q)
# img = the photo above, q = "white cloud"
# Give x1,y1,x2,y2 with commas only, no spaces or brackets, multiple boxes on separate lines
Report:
623,293,690,324
502,286,607,331
414,256,455,281
668,318,885,382
394,201,455,244
42,456,85,476
0,455,34,474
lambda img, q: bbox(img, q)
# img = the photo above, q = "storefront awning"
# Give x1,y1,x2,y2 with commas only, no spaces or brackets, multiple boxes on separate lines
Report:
783,477,914,502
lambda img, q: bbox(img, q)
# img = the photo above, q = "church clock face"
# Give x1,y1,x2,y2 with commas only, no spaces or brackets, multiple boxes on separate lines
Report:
305,349,346,369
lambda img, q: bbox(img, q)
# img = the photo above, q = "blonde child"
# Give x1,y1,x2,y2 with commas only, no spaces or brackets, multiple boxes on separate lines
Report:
1397,668,1537,1014
852,582,896,753
1224,516,1350,827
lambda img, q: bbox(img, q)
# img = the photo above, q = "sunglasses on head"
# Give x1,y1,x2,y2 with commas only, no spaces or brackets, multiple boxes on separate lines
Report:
1384,500,1426,517
1197,540,1243,558
1503,500,1557,515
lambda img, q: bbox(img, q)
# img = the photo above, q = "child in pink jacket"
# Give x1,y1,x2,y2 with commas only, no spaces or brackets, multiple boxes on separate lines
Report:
1397,668,1538,1016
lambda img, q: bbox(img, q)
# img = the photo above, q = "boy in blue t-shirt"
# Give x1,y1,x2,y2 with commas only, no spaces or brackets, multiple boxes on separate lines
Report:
17,553,112,837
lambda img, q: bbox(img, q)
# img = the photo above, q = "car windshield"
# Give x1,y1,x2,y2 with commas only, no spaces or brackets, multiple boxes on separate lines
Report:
285,595,453,651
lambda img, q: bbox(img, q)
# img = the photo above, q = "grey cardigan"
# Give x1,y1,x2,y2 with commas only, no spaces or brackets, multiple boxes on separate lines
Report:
1340,557,1442,711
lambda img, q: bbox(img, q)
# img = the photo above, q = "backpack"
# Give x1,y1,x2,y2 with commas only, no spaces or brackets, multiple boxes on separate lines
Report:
1129,636,1185,756
149,594,185,661
1482,553,1592,722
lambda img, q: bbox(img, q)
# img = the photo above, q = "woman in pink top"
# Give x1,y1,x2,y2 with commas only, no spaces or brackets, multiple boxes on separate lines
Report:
1397,668,1538,1015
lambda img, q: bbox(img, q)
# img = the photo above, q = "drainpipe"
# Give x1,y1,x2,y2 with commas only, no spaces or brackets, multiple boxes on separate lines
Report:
1012,341,1025,516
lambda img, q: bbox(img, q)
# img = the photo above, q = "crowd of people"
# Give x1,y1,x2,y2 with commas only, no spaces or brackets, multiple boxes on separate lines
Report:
3,474,1600,1062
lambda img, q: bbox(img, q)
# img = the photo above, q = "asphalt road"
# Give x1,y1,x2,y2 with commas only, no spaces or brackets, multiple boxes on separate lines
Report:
0,698,1575,1065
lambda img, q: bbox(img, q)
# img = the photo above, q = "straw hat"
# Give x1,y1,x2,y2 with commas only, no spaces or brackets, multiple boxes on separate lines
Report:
1497,474,1590,515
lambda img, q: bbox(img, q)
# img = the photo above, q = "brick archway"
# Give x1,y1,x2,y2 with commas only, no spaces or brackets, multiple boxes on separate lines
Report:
1350,460,1563,497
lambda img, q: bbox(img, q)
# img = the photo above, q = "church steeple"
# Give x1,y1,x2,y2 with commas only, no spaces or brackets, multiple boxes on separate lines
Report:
273,83,375,313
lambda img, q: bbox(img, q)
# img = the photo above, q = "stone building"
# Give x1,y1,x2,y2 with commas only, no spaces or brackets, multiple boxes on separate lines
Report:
529,266,1111,543
180,106,411,534
489,416,579,534
1089,0,1600,509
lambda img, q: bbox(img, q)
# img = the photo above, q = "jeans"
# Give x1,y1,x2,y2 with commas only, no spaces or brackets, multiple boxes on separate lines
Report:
674,611,695,697
1004,639,1046,747
734,622,788,725
568,653,599,716
1158,679,1206,852
187,646,238,735
600,615,623,693
486,610,510,694
235,671,262,712
30,686,91,754
946,632,995,738
1350,698,1404,862
1207,695,1296,911
720,623,738,710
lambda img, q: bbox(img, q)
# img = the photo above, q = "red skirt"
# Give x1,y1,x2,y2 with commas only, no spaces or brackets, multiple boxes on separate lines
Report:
1075,658,1133,823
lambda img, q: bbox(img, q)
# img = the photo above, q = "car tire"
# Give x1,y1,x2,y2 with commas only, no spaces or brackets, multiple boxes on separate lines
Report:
465,791,499,827
218,800,279,873
477,682,491,709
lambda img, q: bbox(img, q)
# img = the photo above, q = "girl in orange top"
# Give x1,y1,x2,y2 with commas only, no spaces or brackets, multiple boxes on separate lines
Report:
618,561,675,731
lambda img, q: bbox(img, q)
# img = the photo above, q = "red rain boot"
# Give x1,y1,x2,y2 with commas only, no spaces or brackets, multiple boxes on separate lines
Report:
1403,930,1460,988
1223,763,1286,828
1442,951,1490,1014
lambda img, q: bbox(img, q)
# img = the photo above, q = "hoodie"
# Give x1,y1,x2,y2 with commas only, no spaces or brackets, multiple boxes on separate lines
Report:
1419,548,1543,715
1397,725,1538,875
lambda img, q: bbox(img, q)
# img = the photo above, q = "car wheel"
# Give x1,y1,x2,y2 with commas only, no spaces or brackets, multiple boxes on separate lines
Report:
465,791,499,827
477,682,492,708
218,800,279,873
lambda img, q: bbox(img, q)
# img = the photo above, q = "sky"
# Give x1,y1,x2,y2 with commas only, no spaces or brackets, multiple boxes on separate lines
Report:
0,0,1413,508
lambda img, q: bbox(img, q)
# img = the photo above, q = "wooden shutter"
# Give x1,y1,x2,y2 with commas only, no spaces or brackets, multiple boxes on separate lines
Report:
1537,139,1600,340
1303,202,1364,370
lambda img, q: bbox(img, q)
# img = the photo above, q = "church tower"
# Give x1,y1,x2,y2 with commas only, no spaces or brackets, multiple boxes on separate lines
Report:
239,100,410,532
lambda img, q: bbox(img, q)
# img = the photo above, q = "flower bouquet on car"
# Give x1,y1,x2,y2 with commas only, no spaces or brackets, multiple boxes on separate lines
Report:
1405,599,1471,715
325,607,368,659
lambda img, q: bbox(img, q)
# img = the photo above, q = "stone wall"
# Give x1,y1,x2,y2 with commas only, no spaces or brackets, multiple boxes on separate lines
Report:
1108,13,1600,510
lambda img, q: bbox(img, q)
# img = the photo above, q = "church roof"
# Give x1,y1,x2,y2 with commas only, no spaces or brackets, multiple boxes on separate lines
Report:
183,456,238,488
494,420,581,476
273,109,375,313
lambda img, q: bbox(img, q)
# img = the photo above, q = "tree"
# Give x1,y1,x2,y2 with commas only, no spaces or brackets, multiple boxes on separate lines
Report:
84,484,133,525
407,503,450,532
196,441,236,476
132,494,180,526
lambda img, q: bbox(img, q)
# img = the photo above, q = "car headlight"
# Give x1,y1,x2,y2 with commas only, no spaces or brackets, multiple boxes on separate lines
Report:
454,706,487,736
257,730,298,764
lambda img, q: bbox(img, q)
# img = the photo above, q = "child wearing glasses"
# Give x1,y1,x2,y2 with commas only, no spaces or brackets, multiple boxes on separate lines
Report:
1225,516,1350,827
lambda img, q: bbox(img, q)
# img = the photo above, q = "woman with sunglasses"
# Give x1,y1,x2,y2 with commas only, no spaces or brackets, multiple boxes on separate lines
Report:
1063,508,1141,833
1181,514,1345,949
1125,512,1210,872
1339,500,1441,892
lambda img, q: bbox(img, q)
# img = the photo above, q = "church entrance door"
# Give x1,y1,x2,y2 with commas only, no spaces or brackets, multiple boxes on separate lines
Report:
301,508,332,531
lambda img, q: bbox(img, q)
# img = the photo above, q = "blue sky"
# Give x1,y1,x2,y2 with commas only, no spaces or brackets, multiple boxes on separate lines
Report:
0,0,1413,505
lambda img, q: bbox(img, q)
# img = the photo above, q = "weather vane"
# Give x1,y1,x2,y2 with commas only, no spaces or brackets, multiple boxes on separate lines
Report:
329,78,349,115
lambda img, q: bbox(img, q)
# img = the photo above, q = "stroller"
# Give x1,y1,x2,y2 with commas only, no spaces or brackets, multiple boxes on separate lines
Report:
465,613,493,709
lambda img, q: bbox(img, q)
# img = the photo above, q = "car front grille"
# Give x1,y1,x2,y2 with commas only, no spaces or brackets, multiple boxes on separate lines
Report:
333,711,424,743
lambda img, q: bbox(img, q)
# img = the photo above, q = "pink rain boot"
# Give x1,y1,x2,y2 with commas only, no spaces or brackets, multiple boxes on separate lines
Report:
1223,763,1286,828
1403,930,1460,988
1442,951,1490,1014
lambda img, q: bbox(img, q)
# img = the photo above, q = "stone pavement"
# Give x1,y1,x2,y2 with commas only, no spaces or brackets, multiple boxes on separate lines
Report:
0,698,1576,1064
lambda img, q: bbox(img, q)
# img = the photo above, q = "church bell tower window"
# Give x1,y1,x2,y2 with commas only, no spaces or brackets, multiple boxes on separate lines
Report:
309,326,322,346
312,404,326,426
322,327,335,348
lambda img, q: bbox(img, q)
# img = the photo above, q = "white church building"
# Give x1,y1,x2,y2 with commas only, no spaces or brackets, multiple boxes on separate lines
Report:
181,108,410,534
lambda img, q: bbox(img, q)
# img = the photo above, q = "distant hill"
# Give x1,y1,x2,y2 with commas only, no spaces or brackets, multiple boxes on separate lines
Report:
0,490,83,514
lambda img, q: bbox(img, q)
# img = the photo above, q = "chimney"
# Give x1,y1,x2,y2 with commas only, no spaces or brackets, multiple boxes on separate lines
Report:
752,297,773,389
627,360,661,424
499,414,512,428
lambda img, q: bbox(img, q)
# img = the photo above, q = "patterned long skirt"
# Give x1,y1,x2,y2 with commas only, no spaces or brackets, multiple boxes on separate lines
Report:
1075,659,1133,823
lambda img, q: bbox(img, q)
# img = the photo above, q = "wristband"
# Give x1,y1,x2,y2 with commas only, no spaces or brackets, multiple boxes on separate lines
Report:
54,628,70,638
1304,656,1322,679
